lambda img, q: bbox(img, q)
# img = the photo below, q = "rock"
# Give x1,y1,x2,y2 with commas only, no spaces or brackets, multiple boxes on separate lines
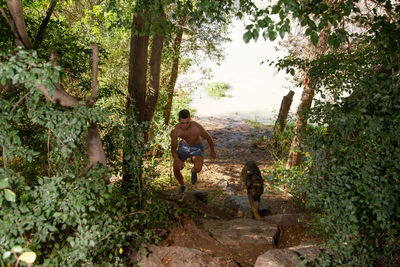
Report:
224,195,271,218
288,243,320,259
262,213,312,226
131,244,239,267
225,186,236,195
254,249,299,267
216,179,229,188
198,218,280,263
192,191,208,203
163,219,256,265
164,219,233,258
254,243,320,267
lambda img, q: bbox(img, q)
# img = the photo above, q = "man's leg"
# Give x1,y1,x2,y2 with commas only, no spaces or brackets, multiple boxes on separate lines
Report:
191,156,204,184
173,159,184,185
173,158,186,194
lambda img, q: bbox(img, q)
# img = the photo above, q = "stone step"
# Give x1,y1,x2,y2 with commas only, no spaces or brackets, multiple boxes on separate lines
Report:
198,218,280,263
224,195,271,218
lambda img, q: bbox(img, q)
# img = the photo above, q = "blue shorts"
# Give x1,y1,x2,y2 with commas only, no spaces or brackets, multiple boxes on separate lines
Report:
178,140,204,161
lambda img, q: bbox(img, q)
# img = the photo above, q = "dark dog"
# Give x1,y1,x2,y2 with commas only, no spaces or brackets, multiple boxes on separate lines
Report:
240,160,264,219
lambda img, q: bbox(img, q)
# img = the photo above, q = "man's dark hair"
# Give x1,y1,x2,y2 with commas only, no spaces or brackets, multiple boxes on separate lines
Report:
178,109,190,119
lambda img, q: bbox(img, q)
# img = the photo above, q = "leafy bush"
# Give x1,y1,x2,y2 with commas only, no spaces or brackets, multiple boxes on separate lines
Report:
0,48,175,266
1,167,173,266
204,82,231,98
273,41,400,264
303,72,400,265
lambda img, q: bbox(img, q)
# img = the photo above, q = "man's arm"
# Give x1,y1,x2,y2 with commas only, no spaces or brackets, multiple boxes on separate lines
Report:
170,129,180,161
199,124,216,159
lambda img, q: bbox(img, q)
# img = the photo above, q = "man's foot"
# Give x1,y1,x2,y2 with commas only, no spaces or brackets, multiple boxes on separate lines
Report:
191,168,198,185
178,184,186,194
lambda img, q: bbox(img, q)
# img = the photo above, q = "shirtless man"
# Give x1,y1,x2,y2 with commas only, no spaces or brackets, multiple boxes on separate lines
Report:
171,109,216,194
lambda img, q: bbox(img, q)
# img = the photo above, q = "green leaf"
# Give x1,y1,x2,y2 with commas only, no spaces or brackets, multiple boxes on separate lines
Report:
269,30,278,41
11,245,22,253
271,4,281,14
279,26,286,39
245,24,254,30
310,31,319,46
243,31,253,43
0,178,8,189
2,251,11,259
262,30,269,40
279,10,285,20
307,20,317,30
252,29,259,42
4,189,16,202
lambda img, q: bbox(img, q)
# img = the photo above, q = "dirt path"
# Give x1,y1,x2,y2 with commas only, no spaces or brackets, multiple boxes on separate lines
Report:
185,117,304,215
158,116,316,266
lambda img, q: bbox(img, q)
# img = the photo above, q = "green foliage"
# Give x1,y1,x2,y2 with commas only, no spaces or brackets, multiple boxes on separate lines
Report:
204,81,231,98
268,122,295,158
303,71,400,265
272,31,400,266
0,48,175,266
1,167,173,266
252,0,400,263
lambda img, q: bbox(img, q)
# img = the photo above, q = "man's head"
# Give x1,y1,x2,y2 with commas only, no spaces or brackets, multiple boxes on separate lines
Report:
178,109,190,119
178,109,191,129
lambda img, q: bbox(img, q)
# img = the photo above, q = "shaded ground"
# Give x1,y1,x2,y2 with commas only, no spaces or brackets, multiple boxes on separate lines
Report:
160,116,317,266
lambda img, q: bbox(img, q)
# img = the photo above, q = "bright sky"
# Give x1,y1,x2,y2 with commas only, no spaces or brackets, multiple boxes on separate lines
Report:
188,18,302,124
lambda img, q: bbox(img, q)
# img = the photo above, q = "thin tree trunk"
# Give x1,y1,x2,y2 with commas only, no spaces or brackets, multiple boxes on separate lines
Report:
123,13,149,186
127,14,148,123
143,31,165,145
273,90,295,135
164,15,186,125
144,33,164,124
286,80,314,168
286,29,329,169
35,0,57,47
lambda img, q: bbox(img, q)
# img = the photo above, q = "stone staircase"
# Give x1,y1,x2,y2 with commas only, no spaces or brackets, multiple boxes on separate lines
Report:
131,191,319,266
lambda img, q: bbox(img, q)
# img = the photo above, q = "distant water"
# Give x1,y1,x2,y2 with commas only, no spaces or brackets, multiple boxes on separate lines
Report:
190,84,301,125
186,18,302,125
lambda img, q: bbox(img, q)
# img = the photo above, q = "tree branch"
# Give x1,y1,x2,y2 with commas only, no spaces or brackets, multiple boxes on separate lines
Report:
35,0,57,47
81,124,107,179
0,6,23,47
2,146,7,174
0,7,13,29
50,49,57,67
10,91,30,114
86,44,99,108
36,81,80,107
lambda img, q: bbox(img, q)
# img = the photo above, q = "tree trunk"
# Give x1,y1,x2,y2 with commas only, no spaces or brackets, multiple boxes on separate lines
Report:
285,80,314,168
273,90,294,135
144,32,165,143
286,29,329,169
35,0,57,47
164,15,186,125
144,32,165,124
127,14,148,123
5,0,32,48
123,12,150,186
